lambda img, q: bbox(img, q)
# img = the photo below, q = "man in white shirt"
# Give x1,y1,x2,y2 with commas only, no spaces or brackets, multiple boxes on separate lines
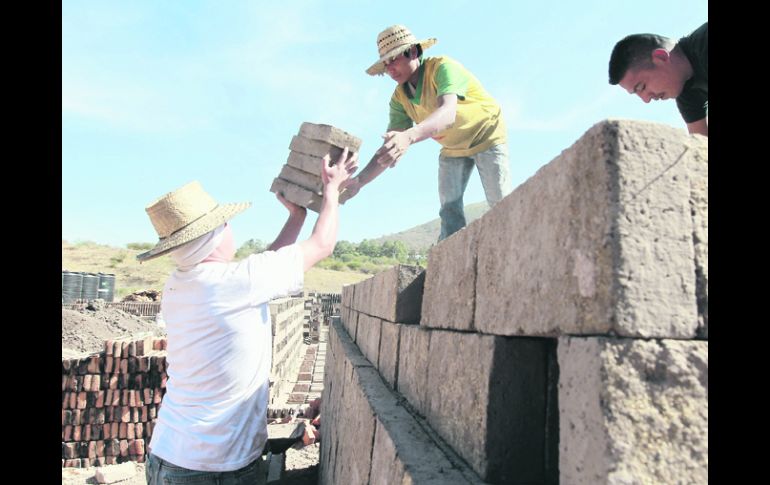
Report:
137,149,357,485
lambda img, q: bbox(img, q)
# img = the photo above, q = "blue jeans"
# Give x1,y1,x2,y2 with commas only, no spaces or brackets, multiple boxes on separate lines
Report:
145,453,267,485
438,143,512,240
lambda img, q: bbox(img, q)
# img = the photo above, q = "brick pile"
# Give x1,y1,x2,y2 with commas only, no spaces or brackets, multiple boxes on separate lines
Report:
270,122,361,212
61,336,168,468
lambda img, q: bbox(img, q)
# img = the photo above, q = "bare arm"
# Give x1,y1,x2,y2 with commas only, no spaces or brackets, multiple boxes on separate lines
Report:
267,195,307,251
686,118,708,137
298,148,359,271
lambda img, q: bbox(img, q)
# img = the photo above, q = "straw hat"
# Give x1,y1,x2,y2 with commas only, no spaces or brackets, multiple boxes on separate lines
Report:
136,181,251,262
366,25,437,76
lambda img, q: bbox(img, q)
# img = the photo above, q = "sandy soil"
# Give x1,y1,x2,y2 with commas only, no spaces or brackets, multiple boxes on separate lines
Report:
62,304,166,356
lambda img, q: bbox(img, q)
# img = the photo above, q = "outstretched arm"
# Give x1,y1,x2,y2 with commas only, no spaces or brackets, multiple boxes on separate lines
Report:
686,118,708,137
299,148,359,271
267,195,307,252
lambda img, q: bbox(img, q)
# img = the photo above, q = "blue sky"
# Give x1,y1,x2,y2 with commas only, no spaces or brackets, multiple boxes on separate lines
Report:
62,0,707,250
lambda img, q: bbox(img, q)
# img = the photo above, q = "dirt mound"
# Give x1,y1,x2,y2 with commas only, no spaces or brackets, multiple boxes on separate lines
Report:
62,305,166,357
121,290,162,302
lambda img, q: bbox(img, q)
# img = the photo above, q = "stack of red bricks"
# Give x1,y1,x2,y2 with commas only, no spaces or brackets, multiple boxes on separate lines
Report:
61,336,168,468
270,122,362,212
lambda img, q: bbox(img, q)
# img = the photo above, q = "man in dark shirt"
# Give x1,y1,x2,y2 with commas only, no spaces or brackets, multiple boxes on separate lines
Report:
608,22,708,136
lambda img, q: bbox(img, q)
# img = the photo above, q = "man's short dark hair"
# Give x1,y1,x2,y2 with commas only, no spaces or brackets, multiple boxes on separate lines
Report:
608,33,671,84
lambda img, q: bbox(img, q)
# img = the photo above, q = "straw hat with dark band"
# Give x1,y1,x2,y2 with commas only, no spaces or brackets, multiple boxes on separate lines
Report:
136,181,251,262
366,25,437,76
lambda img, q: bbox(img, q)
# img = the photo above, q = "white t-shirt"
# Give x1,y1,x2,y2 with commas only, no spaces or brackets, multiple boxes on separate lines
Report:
148,244,303,471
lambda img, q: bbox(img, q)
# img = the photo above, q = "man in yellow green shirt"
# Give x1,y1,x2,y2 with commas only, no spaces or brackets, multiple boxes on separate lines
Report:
345,25,512,241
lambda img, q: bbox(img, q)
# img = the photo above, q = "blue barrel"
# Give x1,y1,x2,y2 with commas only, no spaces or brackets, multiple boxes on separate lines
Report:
81,273,99,301
62,272,83,304
97,273,116,302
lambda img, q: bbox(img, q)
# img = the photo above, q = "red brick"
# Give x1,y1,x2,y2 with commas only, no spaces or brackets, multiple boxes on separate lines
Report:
87,356,100,373
71,409,82,425
119,373,129,388
121,341,130,357
129,390,137,407
135,423,144,439
120,407,131,423
62,409,71,426
105,456,116,465
153,339,161,350
127,423,135,440
83,425,91,441
120,358,128,374
62,375,68,391
141,406,148,422
132,408,140,423
119,440,129,457
160,376,167,388
102,423,111,439
153,388,163,404
92,423,103,440
95,391,104,408
105,356,114,374
109,375,118,390
128,341,136,357
143,388,152,403
136,454,146,463
88,441,96,458
63,425,72,442
83,375,92,391
105,340,114,355
134,374,143,389
128,356,137,374
69,392,77,409
122,390,130,406
91,374,101,392
72,425,81,442
105,439,119,457
76,392,87,409
148,406,157,419
119,422,127,439
93,456,106,467
138,356,149,372
112,390,121,407
62,442,79,459
111,422,119,438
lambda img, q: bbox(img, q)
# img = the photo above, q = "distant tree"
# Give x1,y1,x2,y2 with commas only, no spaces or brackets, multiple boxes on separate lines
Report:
333,240,357,258
358,239,381,258
381,240,408,260
235,239,266,260
127,242,154,251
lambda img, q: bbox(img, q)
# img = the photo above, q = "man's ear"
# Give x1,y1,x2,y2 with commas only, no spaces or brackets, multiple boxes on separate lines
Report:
409,46,419,59
651,48,671,65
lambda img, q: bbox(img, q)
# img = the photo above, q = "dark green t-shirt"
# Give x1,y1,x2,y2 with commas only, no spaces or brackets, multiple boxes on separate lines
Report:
676,22,708,123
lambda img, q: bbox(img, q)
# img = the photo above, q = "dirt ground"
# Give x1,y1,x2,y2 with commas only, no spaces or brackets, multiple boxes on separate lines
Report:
62,304,166,356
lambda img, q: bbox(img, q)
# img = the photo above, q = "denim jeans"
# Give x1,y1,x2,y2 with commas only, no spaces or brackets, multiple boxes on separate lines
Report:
145,453,267,485
438,143,512,240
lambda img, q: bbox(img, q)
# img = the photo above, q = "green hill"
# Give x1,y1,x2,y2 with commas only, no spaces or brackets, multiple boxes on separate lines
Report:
368,201,490,250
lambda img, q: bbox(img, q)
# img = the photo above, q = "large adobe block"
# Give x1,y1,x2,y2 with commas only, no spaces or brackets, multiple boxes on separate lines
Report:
270,178,322,212
320,320,481,485
558,336,708,485
395,324,431,415
687,140,708,338
377,320,402,389
287,150,326,177
352,265,425,324
290,135,347,162
421,218,481,331
424,330,558,483
278,165,324,194
355,313,382,368
299,122,363,152
476,119,707,338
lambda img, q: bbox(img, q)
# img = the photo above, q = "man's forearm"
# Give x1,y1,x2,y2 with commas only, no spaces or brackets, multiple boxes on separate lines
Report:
299,186,340,271
268,211,306,251
356,154,388,185
406,100,457,143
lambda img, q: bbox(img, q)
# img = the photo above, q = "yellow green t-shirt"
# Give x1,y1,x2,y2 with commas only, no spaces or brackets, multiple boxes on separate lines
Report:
388,56,507,157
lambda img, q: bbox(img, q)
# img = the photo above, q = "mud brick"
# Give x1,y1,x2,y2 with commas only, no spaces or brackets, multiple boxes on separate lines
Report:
91,424,103,440
62,409,72,426
132,408,140,422
87,356,100,373
109,375,118,389
63,442,77,459
86,392,97,408
120,406,131,423
297,373,312,382
119,422,127,439
119,358,128,374
76,392,87,409
278,164,324,195
72,425,81,442
63,425,73,442
95,391,105,408
113,341,122,358
154,388,163,404
269,177,323,213
105,439,119,457
298,122,362,151
119,440,129,457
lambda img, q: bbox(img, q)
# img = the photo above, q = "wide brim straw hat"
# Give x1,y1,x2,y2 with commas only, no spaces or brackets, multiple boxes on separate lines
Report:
136,181,251,262
366,25,437,76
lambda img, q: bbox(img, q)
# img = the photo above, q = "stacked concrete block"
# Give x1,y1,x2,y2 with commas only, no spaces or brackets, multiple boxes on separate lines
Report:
349,265,425,325
468,119,707,338
270,122,362,213
558,337,708,484
61,336,168,468
320,320,484,485
268,297,308,411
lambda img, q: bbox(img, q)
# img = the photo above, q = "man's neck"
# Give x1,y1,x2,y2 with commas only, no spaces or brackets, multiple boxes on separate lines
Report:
670,46,694,83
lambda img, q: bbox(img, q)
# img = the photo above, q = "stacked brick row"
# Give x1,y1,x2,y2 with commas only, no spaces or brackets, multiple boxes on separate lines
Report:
322,120,708,484
61,336,168,468
268,297,308,415
270,122,362,212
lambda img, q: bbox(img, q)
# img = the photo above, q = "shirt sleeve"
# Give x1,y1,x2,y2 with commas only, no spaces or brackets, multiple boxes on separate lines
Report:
246,243,304,304
435,60,470,99
388,94,413,131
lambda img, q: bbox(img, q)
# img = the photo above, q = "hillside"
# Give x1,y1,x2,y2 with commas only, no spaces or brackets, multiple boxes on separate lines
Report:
62,241,371,297
368,201,490,250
